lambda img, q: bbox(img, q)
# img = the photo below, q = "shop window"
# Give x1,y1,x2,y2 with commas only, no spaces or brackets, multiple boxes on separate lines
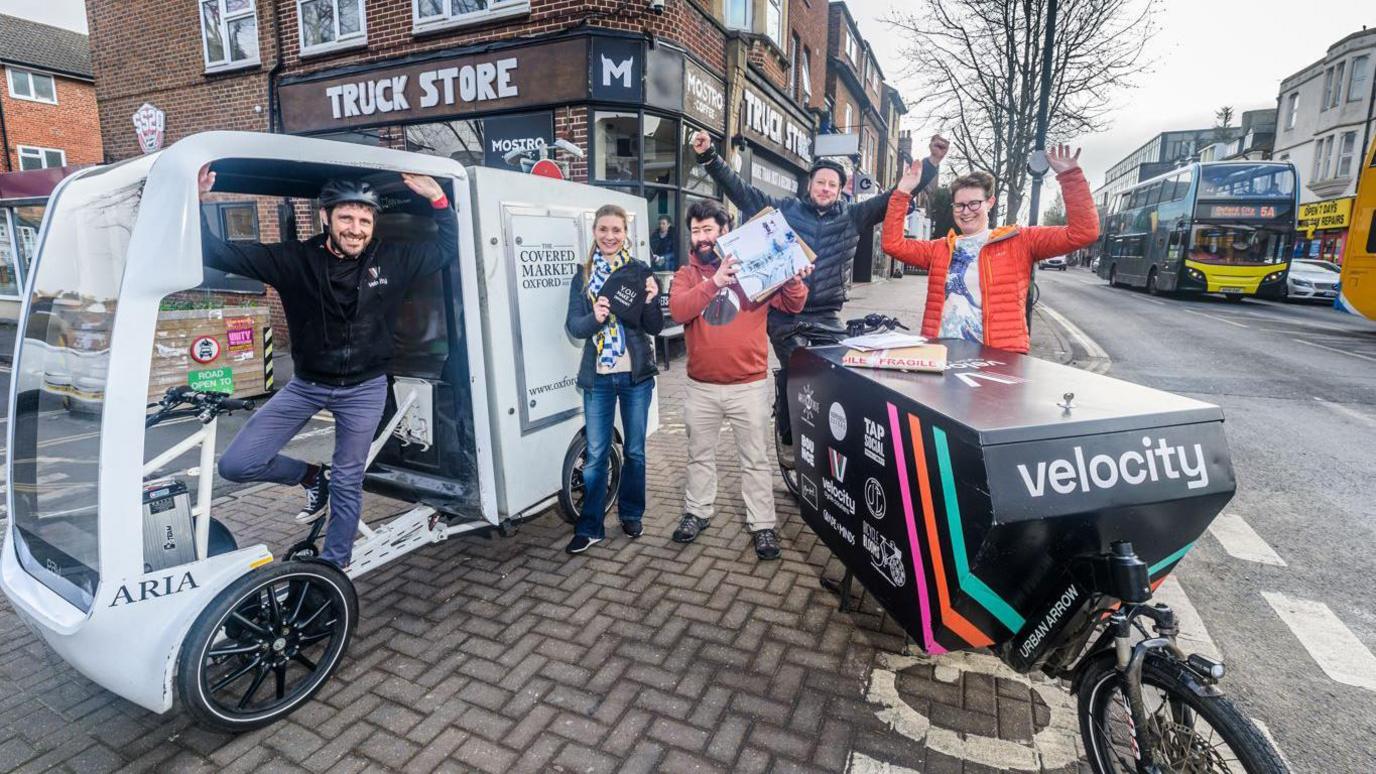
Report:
643,115,679,187
413,0,530,34
7,68,57,104
18,146,65,171
594,111,639,183
298,0,366,55
646,189,678,271
200,0,260,72
406,120,485,167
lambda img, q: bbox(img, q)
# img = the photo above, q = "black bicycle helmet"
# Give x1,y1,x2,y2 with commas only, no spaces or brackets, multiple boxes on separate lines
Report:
319,178,381,211
808,158,848,188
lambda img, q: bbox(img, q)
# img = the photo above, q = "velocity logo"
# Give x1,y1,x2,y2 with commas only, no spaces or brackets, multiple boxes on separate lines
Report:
800,435,816,467
828,448,848,483
798,385,819,427
1017,437,1210,497
863,417,886,465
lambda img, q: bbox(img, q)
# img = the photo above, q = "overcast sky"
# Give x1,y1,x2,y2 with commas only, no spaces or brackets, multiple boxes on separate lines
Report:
5,0,1372,210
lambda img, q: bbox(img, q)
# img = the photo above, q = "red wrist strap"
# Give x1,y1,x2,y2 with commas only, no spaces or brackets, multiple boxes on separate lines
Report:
430,194,449,210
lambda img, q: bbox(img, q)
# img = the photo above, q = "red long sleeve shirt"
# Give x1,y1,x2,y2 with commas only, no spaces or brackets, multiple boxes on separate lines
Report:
669,254,808,384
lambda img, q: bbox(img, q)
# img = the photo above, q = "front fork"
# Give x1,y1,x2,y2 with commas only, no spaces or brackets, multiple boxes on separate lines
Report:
1110,604,1183,774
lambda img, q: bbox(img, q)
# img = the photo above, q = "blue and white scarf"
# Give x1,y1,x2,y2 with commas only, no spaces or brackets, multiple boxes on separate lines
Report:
587,246,633,370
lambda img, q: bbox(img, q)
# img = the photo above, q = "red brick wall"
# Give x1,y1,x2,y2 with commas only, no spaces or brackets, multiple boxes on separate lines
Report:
1,73,103,170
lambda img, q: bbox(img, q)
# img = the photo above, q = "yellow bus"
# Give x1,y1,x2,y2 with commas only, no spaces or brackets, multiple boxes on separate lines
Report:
1339,139,1376,320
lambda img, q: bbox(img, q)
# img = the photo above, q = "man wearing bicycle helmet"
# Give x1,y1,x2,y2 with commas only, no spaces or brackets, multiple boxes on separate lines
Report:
197,166,457,569
689,131,948,454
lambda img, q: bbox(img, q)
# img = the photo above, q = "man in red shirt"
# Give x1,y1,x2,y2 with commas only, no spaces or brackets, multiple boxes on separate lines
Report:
668,200,811,559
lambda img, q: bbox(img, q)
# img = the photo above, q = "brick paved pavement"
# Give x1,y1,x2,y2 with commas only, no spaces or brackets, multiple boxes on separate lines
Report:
0,275,1091,773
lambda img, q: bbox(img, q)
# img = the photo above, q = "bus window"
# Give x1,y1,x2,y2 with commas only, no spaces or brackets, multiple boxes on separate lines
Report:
1199,165,1294,198
1189,225,1288,265
1147,181,1166,206
1129,188,1147,210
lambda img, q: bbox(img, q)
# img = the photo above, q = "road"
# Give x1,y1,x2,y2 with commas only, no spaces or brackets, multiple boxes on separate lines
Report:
1036,266,1376,772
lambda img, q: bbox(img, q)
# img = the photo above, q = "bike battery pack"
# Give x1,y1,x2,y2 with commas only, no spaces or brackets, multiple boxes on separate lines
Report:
141,480,197,572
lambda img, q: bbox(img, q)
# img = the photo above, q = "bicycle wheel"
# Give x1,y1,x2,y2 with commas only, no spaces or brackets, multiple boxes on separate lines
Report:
557,430,623,524
1077,653,1287,773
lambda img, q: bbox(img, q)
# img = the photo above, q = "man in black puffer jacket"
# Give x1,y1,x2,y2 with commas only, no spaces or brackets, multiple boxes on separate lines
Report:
689,131,948,449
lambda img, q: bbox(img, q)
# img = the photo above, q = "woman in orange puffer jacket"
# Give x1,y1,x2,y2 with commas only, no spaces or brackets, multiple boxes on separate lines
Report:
881,145,1099,353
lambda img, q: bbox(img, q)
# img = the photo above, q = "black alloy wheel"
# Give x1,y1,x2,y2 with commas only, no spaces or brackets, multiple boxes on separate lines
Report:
558,430,623,524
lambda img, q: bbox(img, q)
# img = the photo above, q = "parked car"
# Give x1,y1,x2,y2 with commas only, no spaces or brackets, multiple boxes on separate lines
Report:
1090,255,1101,273
1043,255,1068,270
1284,259,1341,302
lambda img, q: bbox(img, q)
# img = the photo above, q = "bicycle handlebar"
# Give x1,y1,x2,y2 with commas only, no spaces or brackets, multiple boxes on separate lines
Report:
145,386,256,428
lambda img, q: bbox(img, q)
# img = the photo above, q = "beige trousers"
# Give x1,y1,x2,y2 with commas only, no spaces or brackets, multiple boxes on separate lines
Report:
683,378,776,531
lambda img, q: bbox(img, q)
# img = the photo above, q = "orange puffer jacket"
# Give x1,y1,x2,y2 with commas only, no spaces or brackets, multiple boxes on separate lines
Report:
881,167,1099,353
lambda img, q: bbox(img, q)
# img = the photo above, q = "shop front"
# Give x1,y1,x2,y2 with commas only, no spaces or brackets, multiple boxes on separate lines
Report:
277,31,731,281
1295,196,1354,263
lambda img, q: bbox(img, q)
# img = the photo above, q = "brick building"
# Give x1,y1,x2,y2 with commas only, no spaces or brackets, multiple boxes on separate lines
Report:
0,15,103,308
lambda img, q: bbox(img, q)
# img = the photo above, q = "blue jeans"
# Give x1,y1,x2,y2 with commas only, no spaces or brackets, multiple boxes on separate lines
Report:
576,372,654,539
218,376,388,567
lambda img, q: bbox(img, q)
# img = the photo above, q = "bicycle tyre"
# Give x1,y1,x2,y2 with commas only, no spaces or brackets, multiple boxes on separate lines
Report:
1077,652,1287,773
557,430,623,524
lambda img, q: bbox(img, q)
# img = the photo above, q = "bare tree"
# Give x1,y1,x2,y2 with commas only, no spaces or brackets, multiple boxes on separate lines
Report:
1043,189,1067,226
1215,105,1235,128
885,0,1159,225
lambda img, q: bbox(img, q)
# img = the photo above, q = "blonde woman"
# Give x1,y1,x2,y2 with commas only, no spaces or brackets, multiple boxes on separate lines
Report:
564,204,663,554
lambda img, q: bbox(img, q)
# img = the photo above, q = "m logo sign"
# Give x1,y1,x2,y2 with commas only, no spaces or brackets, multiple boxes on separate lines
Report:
602,56,633,88
591,38,643,102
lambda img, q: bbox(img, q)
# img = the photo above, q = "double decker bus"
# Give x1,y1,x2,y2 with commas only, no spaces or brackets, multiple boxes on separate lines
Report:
1096,161,1298,300
1339,137,1376,320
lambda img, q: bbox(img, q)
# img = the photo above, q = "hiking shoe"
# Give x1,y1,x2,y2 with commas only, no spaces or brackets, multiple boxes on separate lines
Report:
777,437,796,470
752,528,781,560
565,535,602,554
672,514,710,544
621,521,644,538
295,465,330,523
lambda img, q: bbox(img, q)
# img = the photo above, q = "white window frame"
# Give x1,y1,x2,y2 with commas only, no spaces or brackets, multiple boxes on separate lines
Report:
788,34,799,98
298,0,368,56
412,0,529,35
200,0,262,73
1321,67,1334,111
844,104,853,132
1331,61,1346,108
1348,55,1369,103
1319,135,1333,180
17,145,66,171
1337,131,1357,177
844,30,858,65
6,67,57,104
800,48,812,102
1285,91,1298,129
765,0,784,49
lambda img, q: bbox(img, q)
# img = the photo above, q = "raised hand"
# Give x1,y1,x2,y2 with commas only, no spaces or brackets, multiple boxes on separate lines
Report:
897,159,926,194
198,164,216,198
1046,144,1082,174
691,131,713,156
401,172,445,202
928,134,950,166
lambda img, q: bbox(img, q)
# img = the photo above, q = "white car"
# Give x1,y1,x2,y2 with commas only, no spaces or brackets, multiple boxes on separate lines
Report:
1042,255,1068,270
1284,259,1341,302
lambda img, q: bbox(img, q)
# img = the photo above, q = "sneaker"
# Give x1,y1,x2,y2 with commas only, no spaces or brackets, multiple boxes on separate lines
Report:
621,521,644,538
295,465,330,523
565,535,602,554
752,528,781,560
672,514,710,544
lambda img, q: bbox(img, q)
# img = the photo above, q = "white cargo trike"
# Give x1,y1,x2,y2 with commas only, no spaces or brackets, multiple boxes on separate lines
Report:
2,132,657,731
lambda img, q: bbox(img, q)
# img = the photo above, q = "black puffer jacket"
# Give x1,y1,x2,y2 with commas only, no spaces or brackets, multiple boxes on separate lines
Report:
698,148,937,315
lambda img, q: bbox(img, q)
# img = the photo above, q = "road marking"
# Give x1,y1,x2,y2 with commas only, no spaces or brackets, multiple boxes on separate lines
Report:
847,752,922,774
1038,303,1110,373
1181,308,1249,328
1250,718,1294,772
1293,338,1376,364
1313,396,1376,428
1262,592,1376,692
1153,576,1221,662
865,650,1081,771
1207,514,1287,567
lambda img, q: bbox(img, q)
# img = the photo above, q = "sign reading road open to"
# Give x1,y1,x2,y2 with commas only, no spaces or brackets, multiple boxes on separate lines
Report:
189,367,234,394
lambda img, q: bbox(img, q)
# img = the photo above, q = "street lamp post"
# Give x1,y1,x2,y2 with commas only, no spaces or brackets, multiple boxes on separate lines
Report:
1026,0,1059,333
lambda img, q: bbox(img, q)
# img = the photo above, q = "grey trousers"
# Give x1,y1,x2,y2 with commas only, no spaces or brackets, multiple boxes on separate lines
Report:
218,375,388,566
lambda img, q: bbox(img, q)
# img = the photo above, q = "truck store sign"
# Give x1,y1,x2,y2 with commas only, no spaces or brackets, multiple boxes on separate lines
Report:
279,38,588,133
739,83,812,166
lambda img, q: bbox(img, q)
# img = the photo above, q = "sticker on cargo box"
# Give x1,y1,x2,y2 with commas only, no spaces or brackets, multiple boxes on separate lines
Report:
190,336,221,364
226,318,255,354
189,367,233,394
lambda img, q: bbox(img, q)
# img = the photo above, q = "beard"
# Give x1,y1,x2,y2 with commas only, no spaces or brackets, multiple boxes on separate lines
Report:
693,241,718,263
328,229,370,259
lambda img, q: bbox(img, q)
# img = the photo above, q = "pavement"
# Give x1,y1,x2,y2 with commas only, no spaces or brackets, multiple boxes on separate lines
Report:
0,274,1105,774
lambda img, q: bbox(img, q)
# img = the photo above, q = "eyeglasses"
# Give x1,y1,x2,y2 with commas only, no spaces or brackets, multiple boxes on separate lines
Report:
953,201,985,213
